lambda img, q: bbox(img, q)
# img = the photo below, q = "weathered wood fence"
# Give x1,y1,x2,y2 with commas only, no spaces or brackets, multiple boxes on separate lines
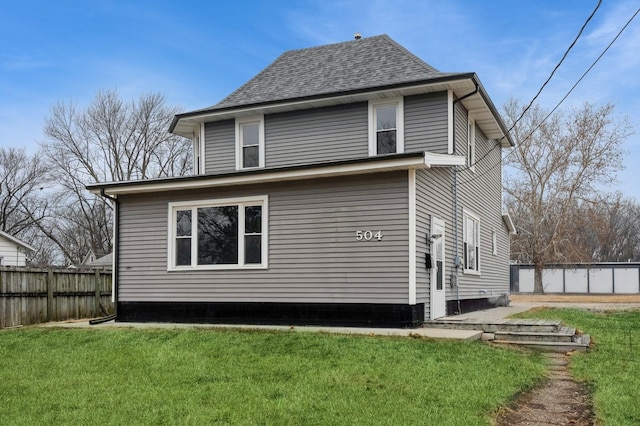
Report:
0,267,113,328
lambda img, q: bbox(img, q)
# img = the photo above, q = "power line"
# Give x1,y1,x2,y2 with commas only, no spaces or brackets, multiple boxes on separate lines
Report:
459,4,640,187
462,0,602,175
505,0,602,136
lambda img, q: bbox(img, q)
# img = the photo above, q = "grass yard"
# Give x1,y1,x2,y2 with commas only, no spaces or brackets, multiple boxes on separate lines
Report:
0,327,545,425
515,308,640,425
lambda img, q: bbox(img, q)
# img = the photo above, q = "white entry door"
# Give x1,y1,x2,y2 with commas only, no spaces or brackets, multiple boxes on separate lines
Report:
430,217,446,319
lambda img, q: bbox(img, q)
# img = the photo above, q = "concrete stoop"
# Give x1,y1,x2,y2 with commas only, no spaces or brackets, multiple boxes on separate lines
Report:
424,318,590,352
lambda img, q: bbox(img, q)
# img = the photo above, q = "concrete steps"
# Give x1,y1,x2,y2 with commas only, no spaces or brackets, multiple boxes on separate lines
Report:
424,318,590,352
426,318,562,333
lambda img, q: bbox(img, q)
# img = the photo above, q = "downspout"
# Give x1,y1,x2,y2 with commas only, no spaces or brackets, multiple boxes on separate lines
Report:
452,84,478,314
90,189,119,324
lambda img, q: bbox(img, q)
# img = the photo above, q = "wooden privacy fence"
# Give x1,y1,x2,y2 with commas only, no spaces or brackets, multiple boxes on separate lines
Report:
0,267,113,328
511,263,640,294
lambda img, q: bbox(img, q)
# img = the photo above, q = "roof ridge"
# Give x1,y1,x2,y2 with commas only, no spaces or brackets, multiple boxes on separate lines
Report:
214,51,288,108
205,34,448,111
214,34,391,108
384,36,440,74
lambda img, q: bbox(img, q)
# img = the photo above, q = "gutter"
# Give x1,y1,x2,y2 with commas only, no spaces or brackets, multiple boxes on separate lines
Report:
90,188,119,324
451,85,479,315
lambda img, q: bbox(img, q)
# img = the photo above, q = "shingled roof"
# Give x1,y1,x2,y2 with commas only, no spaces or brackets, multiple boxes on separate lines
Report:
209,34,459,110
170,34,513,146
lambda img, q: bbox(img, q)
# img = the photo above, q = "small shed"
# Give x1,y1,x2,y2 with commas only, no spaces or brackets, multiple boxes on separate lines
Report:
0,231,35,266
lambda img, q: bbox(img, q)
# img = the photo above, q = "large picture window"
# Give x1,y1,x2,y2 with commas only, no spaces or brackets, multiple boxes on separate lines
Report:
369,98,404,156
236,116,265,170
169,196,268,270
463,210,480,274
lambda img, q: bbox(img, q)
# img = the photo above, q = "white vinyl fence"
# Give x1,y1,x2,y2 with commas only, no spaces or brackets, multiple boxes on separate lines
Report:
511,263,640,294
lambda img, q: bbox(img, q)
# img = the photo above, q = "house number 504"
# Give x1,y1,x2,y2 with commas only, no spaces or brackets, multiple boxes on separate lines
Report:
356,230,383,241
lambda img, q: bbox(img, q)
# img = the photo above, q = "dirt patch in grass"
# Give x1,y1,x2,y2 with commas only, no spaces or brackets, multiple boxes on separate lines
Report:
495,353,594,425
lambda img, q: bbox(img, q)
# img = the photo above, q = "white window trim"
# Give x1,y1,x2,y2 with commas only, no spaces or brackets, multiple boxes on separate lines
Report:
368,97,404,156
167,195,268,271
462,208,481,275
467,115,476,172
235,116,265,170
193,123,205,175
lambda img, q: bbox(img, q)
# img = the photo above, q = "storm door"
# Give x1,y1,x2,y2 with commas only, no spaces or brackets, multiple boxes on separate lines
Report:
430,217,446,319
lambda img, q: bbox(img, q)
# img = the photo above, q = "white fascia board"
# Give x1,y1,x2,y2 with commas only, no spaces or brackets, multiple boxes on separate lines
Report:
424,152,466,167
502,212,517,235
0,230,36,252
91,155,428,196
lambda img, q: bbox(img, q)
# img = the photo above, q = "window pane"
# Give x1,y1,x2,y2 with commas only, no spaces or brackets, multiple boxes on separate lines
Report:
436,260,443,290
243,146,259,168
245,206,262,233
467,244,476,270
376,105,396,131
377,130,396,154
245,235,262,264
176,210,192,237
197,206,238,265
176,238,191,266
242,123,259,146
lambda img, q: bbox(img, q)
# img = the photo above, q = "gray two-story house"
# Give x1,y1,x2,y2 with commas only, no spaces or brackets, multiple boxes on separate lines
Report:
89,34,515,327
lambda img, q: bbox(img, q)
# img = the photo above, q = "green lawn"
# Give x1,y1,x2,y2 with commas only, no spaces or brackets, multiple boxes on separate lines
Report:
0,327,545,425
515,308,640,425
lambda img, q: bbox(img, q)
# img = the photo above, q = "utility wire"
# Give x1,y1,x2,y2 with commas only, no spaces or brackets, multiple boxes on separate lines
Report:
459,4,640,187
505,0,602,136
462,0,602,174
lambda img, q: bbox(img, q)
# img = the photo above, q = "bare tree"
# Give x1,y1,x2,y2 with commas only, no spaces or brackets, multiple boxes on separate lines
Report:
0,147,61,264
40,89,191,264
566,194,640,262
503,99,632,293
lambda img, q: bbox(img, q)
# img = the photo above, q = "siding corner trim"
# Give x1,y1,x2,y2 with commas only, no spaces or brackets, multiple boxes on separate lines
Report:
408,169,417,305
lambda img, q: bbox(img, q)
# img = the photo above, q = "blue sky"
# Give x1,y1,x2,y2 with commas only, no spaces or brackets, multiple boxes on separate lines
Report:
1,0,639,198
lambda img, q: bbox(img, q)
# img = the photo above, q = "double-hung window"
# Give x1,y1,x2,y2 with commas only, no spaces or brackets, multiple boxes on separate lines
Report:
369,98,404,155
169,196,268,270
236,116,265,170
463,210,480,274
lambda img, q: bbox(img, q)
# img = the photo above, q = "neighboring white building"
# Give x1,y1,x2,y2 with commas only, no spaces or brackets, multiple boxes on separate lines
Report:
0,231,35,266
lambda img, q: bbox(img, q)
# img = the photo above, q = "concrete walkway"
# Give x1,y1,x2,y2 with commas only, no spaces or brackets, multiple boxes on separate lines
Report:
41,304,535,341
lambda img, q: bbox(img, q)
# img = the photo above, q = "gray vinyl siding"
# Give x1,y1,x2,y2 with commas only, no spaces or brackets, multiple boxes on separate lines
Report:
265,103,368,168
117,172,410,304
202,95,449,174
415,168,454,318
404,92,449,154
204,119,236,173
453,101,510,300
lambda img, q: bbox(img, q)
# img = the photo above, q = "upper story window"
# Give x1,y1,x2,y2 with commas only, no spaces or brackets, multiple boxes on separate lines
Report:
169,195,268,271
369,98,404,156
463,209,480,275
467,115,476,171
236,116,265,170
